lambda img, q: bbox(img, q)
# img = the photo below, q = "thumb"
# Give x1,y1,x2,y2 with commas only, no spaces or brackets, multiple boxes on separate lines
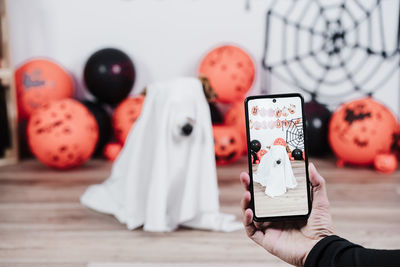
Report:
309,163,330,209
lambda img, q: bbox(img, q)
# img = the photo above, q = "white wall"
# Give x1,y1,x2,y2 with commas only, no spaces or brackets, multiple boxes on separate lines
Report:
8,0,400,116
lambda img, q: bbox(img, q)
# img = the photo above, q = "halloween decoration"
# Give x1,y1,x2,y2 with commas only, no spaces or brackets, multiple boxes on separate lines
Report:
251,150,258,164
225,102,247,153
250,139,261,152
209,102,224,124
285,117,304,150
84,48,135,105
82,100,111,156
103,142,122,162
392,129,400,160
254,145,297,197
305,100,331,156
329,97,397,166
273,137,286,147
262,0,400,103
374,153,398,174
291,148,303,160
213,125,243,165
15,58,74,119
199,45,255,103
113,95,145,144
257,149,267,161
27,99,98,169
81,77,241,232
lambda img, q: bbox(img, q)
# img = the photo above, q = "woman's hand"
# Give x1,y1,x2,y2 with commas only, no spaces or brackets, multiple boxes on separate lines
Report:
240,163,334,267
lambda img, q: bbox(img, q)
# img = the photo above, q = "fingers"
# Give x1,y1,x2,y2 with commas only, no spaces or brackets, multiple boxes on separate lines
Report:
239,172,250,190
241,191,251,212
309,162,330,208
244,208,265,245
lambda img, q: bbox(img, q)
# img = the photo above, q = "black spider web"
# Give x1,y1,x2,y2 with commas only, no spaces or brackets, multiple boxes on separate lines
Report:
286,118,304,150
262,0,400,104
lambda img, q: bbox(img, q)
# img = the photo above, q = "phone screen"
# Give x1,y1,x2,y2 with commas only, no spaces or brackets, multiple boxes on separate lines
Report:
246,94,310,219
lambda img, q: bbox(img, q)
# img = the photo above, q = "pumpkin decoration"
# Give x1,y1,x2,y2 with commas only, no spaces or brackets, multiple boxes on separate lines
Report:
329,97,397,166
374,153,398,174
199,45,255,103
212,125,243,165
257,149,267,161
225,102,246,154
113,95,145,144
27,99,98,169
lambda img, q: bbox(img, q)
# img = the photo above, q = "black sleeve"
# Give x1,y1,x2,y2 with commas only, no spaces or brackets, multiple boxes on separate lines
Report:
304,235,400,267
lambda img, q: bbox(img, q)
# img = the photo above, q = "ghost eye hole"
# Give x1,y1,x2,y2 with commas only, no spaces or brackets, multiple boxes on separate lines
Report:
229,138,235,144
276,159,281,165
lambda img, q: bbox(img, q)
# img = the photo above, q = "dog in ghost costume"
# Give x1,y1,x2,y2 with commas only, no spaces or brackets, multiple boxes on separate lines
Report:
253,144,297,197
80,77,242,232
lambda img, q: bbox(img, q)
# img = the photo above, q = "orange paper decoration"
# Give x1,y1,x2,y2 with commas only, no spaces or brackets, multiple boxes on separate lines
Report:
225,102,246,154
104,142,123,162
374,153,398,174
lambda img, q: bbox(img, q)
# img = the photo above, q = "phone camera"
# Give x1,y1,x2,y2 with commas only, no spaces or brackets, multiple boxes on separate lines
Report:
273,99,276,103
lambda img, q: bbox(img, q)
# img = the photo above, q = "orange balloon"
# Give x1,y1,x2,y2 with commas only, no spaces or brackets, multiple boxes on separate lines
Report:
225,102,246,154
374,153,398,174
199,45,255,103
113,95,145,144
329,97,397,165
103,142,123,162
15,59,74,119
213,125,243,165
27,99,98,169
274,137,286,147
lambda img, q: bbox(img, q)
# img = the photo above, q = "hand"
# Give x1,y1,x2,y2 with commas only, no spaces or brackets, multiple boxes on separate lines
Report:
240,163,334,267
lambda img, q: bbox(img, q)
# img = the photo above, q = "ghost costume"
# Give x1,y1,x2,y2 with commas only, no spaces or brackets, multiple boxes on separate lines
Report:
253,145,297,197
81,77,242,232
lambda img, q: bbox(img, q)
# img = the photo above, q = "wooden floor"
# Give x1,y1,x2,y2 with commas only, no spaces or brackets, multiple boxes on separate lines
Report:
254,160,308,217
0,157,400,267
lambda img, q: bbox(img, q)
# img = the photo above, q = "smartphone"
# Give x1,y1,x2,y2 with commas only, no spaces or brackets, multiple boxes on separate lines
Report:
244,93,311,221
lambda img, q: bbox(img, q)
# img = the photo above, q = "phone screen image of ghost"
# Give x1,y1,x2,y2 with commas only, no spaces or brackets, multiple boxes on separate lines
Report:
248,96,309,218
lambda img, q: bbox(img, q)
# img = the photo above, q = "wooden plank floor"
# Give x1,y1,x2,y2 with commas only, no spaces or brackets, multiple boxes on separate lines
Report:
0,157,399,267
253,160,309,217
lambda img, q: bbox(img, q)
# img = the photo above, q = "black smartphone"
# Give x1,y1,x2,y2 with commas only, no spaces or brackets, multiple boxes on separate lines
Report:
244,93,311,222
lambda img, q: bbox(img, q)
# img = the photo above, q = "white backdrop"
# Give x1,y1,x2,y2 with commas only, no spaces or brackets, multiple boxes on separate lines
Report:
8,0,400,116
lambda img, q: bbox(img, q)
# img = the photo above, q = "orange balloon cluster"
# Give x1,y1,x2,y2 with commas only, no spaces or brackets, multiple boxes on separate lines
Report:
329,97,397,166
112,95,145,144
15,59,74,119
199,45,255,103
27,99,98,169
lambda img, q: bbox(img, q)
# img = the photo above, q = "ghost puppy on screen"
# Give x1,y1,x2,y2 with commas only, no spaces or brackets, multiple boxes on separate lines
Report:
254,144,297,197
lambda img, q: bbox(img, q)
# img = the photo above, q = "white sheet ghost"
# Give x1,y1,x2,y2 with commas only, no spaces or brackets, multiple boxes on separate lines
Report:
253,145,297,197
80,77,242,232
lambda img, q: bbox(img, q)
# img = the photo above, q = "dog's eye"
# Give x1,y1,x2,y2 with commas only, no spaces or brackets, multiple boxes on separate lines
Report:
276,160,281,165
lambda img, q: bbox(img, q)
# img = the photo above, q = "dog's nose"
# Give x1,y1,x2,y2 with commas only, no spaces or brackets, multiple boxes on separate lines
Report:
276,160,281,165
181,123,193,136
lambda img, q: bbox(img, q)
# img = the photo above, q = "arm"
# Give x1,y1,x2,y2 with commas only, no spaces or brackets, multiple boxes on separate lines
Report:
305,235,400,267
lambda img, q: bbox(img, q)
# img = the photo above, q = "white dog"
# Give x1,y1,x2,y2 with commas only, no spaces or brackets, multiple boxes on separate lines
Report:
253,145,297,197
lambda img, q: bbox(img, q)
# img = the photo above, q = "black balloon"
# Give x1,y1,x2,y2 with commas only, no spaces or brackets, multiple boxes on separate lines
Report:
251,151,258,164
304,100,331,156
209,102,224,124
82,100,112,157
250,139,261,152
84,48,135,105
292,148,303,160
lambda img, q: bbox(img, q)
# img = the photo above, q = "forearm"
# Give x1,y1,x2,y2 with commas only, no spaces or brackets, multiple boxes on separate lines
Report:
304,235,400,267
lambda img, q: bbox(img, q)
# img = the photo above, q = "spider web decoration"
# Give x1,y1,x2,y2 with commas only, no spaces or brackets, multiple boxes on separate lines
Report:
286,118,304,150
262,0,400,105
